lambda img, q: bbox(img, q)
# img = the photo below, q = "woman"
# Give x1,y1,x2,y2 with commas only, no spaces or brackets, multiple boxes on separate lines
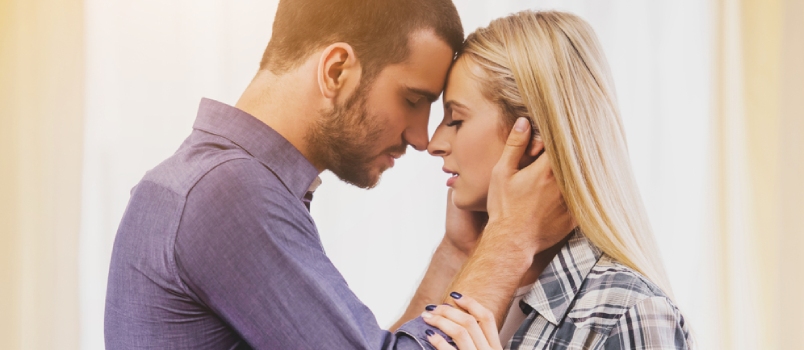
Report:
420,11,693,349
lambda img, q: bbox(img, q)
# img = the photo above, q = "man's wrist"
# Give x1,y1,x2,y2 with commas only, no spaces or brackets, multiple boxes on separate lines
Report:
480,219,540,260
439,223,535,326
464,221,535,283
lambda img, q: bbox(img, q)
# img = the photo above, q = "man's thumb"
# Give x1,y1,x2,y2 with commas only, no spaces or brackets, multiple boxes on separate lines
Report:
497,117,532,173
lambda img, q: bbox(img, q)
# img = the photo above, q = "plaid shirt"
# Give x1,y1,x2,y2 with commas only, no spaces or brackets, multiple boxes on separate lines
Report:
506,230,693,349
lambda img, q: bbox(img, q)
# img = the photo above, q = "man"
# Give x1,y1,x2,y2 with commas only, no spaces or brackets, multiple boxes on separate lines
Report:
104,0,574,349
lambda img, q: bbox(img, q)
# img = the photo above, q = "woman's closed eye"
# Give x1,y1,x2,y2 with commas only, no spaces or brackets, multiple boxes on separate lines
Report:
446,120,463,128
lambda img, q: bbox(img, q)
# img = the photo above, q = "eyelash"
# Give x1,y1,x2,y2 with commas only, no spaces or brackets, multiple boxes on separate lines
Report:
446,120,463,128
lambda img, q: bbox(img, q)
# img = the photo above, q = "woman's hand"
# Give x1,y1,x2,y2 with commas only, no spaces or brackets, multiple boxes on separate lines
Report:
443,189,488,256
421,293,503,350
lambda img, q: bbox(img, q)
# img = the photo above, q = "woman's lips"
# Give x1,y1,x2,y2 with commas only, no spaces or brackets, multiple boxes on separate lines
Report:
445,171,459,187
442,167,458,187
446,175,458,187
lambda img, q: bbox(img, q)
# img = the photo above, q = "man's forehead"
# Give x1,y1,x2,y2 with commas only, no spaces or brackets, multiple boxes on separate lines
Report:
392,30,455,90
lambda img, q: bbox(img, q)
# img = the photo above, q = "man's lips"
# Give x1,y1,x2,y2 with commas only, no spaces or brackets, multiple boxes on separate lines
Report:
384,153,404,167
379,142,406,168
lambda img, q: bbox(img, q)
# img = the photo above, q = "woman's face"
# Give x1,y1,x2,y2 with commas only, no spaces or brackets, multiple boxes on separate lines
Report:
428,58,507,212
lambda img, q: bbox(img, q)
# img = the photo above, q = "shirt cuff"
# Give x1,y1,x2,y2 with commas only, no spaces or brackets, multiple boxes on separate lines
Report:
395,316,455,350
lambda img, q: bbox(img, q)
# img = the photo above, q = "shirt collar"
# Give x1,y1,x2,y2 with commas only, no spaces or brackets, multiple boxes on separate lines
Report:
307,176,323,193
192,98,320,200
521,229,603,325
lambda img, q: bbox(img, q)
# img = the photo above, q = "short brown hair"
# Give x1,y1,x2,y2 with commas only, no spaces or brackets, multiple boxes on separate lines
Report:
260,0,464,82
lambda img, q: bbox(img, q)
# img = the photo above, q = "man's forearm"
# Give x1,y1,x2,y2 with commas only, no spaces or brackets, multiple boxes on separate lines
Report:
441,220,535,329
390,238,469,331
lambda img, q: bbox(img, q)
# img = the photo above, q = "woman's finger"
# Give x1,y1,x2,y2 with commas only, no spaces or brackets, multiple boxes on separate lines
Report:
422,310,478,350
426,330,457,350
452,294,503,349
433,305,484,333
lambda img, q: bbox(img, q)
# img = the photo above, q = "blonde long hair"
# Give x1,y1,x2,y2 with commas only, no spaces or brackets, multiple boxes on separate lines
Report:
462,11,674,297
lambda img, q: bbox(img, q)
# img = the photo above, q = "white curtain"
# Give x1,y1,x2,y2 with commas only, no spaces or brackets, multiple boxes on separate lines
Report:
80,1,718,349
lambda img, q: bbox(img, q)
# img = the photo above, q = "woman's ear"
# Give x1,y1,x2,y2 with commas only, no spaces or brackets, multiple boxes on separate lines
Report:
527,136,544,157
519,136,544,169
317,43,361,101
517,136,544,170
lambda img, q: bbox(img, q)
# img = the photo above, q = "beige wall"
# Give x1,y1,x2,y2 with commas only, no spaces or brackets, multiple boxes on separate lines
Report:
777,0,804,346
745,0,804,347
716,0,804,348
0,0,84,349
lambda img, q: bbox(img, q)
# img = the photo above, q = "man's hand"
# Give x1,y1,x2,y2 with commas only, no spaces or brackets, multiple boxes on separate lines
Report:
394,118,575,332
440,117,576,328
485,117,575,255
443,188,488,257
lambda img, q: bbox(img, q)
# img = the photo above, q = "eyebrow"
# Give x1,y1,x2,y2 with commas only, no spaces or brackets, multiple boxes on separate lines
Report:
444,99,469,111
406,86,440,103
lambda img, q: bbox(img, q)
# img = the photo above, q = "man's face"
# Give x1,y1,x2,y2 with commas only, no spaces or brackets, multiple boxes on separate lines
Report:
308,30,454,188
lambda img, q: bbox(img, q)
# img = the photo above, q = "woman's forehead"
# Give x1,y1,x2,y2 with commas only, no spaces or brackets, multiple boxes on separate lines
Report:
444,58,487,106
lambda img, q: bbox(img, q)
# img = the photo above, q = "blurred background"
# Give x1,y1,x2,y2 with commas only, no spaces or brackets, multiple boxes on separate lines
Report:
1,0,802,349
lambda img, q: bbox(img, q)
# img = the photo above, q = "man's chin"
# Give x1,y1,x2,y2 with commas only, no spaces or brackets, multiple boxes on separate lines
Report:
359,167,386,189
333,166,384,189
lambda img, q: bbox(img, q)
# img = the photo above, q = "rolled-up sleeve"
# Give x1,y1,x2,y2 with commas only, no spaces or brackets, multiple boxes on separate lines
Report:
174,158,433,349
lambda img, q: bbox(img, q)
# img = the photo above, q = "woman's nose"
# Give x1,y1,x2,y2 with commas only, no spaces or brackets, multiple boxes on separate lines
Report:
427,126,450,156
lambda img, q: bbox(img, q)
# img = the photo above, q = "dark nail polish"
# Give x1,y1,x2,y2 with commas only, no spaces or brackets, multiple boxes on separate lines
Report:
449,291,462,299
425,329,435,337
425,304,437,311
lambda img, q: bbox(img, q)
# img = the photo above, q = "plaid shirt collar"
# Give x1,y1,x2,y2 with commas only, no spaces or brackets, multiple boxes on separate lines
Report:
521,229,603,325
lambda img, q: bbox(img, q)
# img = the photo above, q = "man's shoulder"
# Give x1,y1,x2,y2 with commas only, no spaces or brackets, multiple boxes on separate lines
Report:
138,134,282,199
188,156,293,205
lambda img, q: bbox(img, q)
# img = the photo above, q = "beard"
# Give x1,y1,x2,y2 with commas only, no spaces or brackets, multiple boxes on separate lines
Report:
305,82,407,189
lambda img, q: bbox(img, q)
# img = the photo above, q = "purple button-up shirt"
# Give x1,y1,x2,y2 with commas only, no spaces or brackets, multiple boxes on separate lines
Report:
105,98,433,349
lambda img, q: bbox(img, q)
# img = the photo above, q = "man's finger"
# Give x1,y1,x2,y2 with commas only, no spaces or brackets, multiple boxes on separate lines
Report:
496,118,532,175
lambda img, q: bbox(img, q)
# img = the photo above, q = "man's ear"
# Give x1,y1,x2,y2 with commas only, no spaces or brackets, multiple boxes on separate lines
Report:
317,43,361,101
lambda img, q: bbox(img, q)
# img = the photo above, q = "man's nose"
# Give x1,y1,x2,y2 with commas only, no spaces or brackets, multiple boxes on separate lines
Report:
403,118,430,151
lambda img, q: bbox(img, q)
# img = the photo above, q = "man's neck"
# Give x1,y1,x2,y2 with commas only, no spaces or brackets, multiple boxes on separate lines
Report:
235,68,325,172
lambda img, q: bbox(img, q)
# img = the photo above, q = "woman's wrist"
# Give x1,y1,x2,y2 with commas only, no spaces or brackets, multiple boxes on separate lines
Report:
435,236,473,270
390,237,472,330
